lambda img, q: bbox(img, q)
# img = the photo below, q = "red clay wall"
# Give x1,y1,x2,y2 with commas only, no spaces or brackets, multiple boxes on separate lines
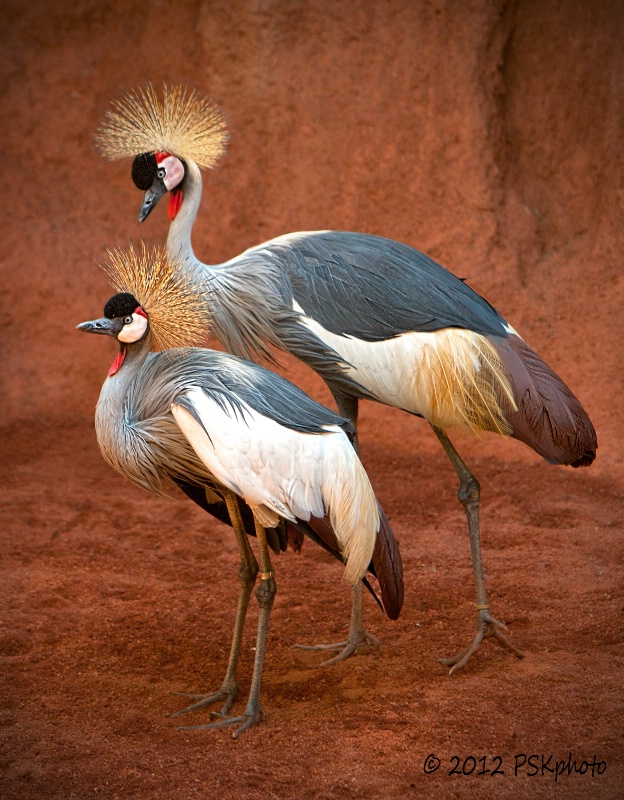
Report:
2,0,622,474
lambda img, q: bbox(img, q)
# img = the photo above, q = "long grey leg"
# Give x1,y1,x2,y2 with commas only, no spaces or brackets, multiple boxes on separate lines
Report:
293,578,380,665
172,492,258,718
292,392,380,665
180,514,277,738
333,392,361,455
431,425,524,673
235,518,277,734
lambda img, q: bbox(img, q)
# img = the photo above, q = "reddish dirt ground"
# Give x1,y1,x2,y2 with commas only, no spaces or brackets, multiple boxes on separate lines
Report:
2,2,623,799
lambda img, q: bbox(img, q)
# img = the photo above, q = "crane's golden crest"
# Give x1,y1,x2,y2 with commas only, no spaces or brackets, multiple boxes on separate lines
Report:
95,83,229,169
102,243,208,351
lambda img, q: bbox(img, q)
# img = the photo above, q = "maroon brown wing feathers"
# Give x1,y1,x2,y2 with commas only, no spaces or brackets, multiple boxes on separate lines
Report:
493,335,597,467
371,502,404,620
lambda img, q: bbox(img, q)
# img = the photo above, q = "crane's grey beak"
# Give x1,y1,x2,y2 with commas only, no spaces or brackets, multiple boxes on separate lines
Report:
138,178,167,223
76,318,122,337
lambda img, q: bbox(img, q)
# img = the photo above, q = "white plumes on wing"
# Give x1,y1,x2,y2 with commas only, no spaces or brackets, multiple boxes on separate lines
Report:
293,303,516,434
171,389,378,584
503,322,522,337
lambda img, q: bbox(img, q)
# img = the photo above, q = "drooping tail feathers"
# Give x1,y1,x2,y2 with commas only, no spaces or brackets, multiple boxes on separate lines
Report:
492,334,597,467
179,470,402,616
302,503,404,620
370,501,404,619
326,457,379,585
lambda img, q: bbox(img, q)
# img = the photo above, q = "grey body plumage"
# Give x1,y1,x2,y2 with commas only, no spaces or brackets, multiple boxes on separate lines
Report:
258,230,508,341
186,238,372,400
174,216,595,467
97,346,356,499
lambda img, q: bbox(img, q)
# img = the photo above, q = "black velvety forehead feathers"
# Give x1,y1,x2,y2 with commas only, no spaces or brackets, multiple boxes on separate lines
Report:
104,292,141,319
131,152,157,190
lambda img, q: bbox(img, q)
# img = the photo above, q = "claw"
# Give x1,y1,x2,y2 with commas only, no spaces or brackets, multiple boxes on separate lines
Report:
293,630,380,666
439,609,524,674
177,704,264,739
170,685,239,718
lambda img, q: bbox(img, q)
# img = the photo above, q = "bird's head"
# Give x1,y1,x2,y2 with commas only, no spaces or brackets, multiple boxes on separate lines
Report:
132,151,186,223
76,292,150,376
96,85,228,225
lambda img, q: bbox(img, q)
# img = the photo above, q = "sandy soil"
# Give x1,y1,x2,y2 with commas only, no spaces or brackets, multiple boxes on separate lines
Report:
1,1,623,798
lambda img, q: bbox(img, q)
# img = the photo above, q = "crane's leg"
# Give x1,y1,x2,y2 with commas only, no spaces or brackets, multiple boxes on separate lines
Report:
293,392,380,666
179,516,277,738
431,425,524,673
293,579,380,665
171,493,258,718
334,392,361,454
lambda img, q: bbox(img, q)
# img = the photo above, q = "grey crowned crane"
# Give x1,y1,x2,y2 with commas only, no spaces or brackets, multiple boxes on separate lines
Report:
76,244,402,737
97,85,597,672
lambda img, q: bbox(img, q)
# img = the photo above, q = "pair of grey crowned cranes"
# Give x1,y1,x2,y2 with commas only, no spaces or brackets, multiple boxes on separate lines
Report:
79,84,596,737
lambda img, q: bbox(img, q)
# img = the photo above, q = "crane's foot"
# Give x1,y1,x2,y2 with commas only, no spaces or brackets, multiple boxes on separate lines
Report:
439,608,524,674
177,701,264,739
170,682,239,719
293,629,381,667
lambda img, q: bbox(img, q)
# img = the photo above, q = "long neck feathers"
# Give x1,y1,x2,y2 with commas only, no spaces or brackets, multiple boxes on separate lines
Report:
160,164,314,370
94,342,222,498
159,163,360,393
95,336,152,478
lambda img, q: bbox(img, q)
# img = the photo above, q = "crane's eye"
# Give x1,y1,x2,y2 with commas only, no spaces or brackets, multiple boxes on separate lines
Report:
157,167,166,180
123,316,133,325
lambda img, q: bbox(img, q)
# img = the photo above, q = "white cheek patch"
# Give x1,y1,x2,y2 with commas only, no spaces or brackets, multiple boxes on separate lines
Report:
118,312,149,343
159,155,185,191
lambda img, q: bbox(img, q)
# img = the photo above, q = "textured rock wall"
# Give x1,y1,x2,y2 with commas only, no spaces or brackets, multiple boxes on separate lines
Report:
2,0,622,472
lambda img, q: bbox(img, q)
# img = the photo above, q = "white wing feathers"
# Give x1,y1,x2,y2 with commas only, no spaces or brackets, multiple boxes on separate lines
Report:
170,387,378,584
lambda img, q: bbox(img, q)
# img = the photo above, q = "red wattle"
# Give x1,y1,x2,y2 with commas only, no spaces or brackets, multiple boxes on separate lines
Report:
108,349,126,376
168,190,183,220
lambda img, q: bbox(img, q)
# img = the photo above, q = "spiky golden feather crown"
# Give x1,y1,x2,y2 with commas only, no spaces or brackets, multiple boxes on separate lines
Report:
102,243,208,351
95,84,229,168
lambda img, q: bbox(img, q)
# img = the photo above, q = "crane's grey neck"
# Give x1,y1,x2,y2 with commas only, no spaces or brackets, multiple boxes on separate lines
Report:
96,335,152,430
167,159,205,275
161,162,365,399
